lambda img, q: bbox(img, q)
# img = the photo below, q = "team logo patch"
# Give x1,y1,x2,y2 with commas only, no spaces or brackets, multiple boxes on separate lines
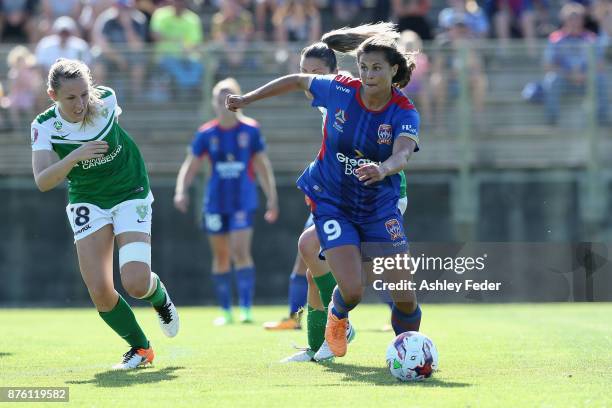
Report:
31,128,38,145
377,124,392,145
136,204,149,221
333,109,347,132
53,121,62,131
385,219,404,240
210,136,219,152
238,132,250,148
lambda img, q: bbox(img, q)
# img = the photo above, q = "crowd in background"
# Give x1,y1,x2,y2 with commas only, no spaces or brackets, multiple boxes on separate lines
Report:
0,0,610,129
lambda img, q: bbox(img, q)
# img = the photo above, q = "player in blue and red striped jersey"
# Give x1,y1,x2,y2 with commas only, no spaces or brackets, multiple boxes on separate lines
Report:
174,78,278,326
227,23,422,361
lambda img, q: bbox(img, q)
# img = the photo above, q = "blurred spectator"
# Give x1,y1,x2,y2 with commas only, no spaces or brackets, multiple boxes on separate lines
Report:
35,17,93,71
430,14,488,129
594,0,612,56
438,0,489,38
79,0,116,40
211,0,254,68
400,30,431,124
273,0,321,44
150,0,204,99
92,0,148,100
0,0,38,44
255,0,281,40
392,0,433,41
484,0,536,54
332,0,362,24
4,46,41,129
39,0,83,37
542,2,608,125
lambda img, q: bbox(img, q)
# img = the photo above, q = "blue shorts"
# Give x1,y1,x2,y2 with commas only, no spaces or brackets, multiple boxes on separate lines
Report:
203,211,254,234
311,200,408,257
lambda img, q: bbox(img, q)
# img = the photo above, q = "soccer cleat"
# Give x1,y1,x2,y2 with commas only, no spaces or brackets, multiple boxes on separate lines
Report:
112,345,154,370
213,310,233,326
263,312,302,330
314,322,356,362
280,348,315,363
322,306,349,357
153,283,179,337
239,307,253,324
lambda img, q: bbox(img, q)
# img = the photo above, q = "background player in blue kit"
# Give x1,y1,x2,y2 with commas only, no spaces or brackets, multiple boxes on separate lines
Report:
226,23,422,361
175,78,278,326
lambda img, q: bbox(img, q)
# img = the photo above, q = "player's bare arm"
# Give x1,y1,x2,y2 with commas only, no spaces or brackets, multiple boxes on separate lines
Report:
32,141,108,192
225,74,315,111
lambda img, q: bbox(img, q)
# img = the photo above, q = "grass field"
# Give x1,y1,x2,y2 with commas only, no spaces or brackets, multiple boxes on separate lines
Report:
1,303,611,408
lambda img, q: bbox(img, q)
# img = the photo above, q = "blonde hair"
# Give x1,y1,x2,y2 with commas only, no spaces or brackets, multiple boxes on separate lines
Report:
320,22,417,88
399,30,423,53
7,45,36,68
47,59,102,128
213,77,242,97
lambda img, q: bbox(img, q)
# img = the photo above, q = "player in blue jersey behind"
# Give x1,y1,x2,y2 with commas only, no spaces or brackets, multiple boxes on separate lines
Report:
227,23,422,360
175,78,278,325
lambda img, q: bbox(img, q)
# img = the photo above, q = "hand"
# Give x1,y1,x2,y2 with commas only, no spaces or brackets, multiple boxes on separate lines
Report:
264,200,279,223
355,163,387,186
174,192,189,213
68,141,109,163
225,94,249,112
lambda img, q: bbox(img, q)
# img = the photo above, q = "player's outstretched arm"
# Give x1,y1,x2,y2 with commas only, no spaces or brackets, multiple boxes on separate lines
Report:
225,74,314,112
32,141,109,192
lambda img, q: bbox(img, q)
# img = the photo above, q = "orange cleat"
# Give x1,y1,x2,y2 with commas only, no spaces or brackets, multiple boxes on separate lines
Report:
263,312,302,330
324,308,348,357
112,345,155,370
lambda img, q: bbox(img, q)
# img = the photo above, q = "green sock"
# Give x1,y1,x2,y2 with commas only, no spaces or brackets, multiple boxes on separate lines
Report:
307,305,327,352
99,295,149,349
142,276,166,308
313,272,336,307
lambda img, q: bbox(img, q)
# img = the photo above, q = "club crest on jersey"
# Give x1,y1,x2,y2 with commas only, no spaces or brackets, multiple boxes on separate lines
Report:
31,128,38,145
53,121,62,131
377,124,392,145
333,109,347,132
210,137,219,152
385,219,403,240
136,204,148,221
238,132,250,148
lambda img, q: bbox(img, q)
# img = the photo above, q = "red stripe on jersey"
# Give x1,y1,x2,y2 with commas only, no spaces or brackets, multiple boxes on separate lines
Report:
334,74,361,89
198,119,219,132
391,90,416,111
317,115,329,161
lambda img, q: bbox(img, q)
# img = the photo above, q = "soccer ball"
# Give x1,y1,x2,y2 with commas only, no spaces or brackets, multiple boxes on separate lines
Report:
385,331,438,381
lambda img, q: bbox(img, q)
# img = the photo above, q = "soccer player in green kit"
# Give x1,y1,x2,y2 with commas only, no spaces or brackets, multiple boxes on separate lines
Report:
31,59,179,370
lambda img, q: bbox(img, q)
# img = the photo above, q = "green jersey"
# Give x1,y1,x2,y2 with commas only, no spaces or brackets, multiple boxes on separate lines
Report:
31,86,149,209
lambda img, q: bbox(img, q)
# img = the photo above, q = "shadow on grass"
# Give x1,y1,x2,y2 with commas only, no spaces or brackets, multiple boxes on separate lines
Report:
318,362,471,387
0,352,13,358
66,366,184,388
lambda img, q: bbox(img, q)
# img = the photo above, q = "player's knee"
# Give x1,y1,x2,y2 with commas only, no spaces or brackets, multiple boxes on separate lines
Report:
298,229,319,263
87,285,115,308
120,268,150,299
342,285,363,305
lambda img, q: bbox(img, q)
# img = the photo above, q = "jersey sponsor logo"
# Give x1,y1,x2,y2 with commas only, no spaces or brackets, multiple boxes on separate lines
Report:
335,85,351,94
31,128,38,145
401,124,417,136
336,151,381,177
77,144,122,170
75,224,92,235
385,219,404,240
333,109,347,132
377,124,392,145
215,161,245,178
238,132,250,148
53,120,63,131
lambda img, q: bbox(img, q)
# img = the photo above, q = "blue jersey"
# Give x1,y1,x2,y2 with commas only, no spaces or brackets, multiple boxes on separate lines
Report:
191,118,265,214
297,74,420,223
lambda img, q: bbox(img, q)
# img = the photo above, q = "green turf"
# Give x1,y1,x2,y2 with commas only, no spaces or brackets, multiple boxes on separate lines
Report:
0,304,611,407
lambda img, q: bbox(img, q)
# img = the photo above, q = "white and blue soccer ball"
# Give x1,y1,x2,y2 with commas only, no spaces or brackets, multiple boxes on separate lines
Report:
385,331,438,382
